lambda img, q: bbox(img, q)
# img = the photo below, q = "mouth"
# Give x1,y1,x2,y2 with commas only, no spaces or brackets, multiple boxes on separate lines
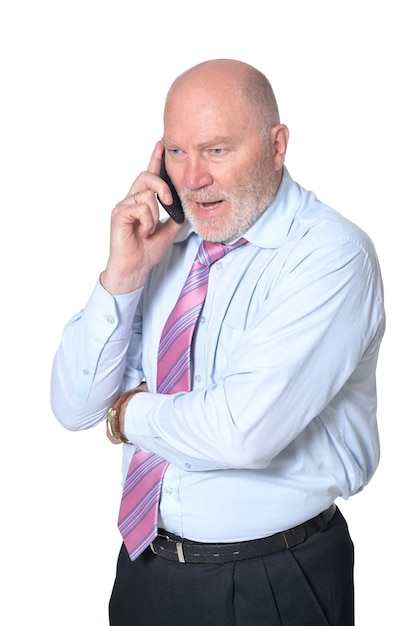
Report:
182,190,227,218
196,200,222,210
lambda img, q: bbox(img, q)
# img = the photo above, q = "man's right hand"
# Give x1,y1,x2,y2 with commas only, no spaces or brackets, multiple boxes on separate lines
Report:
100,141,185,295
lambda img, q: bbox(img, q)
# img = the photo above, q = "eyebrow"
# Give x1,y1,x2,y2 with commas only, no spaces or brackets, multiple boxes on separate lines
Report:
162,136,235,150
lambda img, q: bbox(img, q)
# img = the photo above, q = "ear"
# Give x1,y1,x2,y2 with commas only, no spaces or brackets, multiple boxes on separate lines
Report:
270,124,289,171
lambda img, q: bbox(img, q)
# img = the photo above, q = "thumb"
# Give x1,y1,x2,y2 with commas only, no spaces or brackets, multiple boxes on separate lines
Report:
155,214,187,244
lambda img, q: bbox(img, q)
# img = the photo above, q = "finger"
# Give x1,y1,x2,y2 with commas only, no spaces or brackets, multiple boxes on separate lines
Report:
126,141,165,198
147,140,165,175
128,188,161,228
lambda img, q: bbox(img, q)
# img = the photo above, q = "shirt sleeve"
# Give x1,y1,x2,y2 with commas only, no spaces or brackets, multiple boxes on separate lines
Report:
50,279,143,430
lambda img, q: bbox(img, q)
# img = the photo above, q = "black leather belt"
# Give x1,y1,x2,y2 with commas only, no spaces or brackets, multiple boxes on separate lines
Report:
150,504,336,564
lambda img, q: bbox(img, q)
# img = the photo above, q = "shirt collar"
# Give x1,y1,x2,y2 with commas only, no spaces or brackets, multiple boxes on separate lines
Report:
244,167,302,248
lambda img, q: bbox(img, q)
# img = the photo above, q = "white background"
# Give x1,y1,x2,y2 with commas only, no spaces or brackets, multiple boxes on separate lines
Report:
1,1,414,624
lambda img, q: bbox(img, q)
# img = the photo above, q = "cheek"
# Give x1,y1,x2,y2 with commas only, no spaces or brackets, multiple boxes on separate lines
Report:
215,170,248,197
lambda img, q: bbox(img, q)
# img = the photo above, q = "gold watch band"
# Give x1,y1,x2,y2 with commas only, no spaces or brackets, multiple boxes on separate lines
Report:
107,386,144,444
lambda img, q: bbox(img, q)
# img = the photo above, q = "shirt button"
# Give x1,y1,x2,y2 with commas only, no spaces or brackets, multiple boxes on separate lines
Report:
200,316,206,324
185,463,191,469
216,262,223,270
194,374,201,383
83,368,89,375
106,315,115,324
165,487,173,496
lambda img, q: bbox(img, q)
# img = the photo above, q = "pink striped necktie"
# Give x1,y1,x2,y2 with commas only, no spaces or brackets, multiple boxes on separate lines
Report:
118,238,247,560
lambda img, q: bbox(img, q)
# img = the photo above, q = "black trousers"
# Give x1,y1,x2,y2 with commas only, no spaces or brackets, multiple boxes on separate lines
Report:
109,507,354,626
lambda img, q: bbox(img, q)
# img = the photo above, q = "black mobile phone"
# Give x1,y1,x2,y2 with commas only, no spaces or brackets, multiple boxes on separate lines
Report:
157,154,185,224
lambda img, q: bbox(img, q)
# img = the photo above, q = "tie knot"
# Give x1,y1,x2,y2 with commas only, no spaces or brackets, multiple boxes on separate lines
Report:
197,238,247,267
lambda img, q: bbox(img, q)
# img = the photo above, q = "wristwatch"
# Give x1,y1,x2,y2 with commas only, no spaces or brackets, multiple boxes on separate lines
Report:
106,386,144,444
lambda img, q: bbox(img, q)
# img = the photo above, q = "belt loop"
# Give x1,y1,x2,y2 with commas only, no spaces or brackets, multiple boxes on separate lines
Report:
281,525,306,549
176,542,186,563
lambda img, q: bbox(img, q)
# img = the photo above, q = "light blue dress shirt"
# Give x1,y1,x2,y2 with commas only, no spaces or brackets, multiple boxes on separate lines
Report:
51,168,385,542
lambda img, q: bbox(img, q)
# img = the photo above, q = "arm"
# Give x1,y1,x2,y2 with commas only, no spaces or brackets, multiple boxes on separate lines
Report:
121,234,385,477
50,141,184,430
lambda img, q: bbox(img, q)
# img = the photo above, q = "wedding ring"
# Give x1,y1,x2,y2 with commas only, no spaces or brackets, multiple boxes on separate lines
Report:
133,192,139,204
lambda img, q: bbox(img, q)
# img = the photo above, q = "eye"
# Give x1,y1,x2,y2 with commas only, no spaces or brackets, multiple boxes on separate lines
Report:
210,148,225,155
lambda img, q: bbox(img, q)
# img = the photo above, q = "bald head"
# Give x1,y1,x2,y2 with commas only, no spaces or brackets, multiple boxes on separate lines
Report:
166,59,280,136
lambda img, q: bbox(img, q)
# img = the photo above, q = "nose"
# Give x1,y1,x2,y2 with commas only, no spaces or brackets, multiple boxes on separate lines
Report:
182,157,213,190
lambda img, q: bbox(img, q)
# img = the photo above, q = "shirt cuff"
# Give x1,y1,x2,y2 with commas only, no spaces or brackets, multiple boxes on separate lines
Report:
82,278,143,343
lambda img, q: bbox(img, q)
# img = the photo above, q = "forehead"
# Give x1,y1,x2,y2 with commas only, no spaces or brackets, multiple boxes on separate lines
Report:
163,77,256,147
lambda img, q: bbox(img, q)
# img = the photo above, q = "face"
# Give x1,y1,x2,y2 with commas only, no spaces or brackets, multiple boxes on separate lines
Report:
163,72,285,242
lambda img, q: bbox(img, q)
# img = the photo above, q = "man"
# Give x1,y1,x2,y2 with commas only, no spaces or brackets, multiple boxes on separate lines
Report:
51,59,385,625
